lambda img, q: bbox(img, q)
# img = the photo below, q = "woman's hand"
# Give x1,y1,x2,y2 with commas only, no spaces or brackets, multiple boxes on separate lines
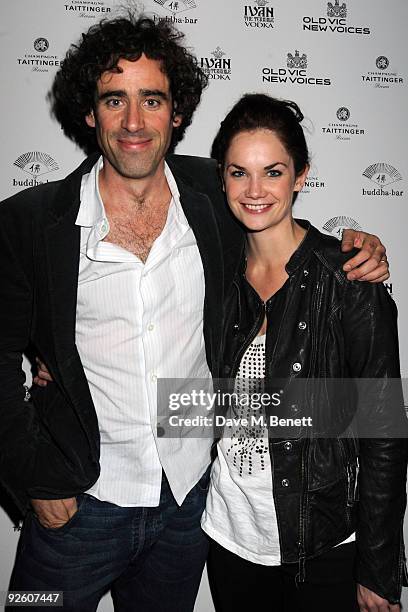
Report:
357,584,400,611
341,229,389,282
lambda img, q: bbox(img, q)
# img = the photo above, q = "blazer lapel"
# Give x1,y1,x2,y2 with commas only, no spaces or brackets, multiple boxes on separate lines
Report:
177,178,224,298
170,171,225,374
45,208,80,367
43,157,101,455
44,156,96,369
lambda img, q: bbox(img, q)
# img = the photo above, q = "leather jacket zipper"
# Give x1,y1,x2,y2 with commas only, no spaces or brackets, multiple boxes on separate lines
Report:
296,438,310,584
309,280,323,375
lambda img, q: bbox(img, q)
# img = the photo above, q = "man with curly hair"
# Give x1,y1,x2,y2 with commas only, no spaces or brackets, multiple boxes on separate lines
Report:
0,11,388,612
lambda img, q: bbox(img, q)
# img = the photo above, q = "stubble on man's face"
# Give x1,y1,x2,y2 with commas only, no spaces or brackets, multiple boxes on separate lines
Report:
86,55,182,182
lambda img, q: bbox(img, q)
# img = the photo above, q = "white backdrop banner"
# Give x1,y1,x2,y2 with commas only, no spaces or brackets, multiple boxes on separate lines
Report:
0,1,407,610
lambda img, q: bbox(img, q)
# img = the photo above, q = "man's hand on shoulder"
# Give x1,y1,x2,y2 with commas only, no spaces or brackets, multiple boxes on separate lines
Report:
31,497,78,529
340,229,389,283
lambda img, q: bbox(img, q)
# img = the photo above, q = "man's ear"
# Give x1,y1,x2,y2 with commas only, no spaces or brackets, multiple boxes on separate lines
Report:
294,163,310,192
172,113,182,128
85,110,96,129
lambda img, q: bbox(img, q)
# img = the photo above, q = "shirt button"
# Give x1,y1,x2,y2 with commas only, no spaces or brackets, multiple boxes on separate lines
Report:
292,362,302,373
151,373,157,382
303,270,309,276
282,478,290,487
284,441,293,452
148,323,154,331
300,283,306,290
298,321,307,330
291,403,300,414
100,221,108,233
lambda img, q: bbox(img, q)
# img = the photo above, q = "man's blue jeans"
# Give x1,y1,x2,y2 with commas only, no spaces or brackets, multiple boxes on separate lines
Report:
9,470,210,611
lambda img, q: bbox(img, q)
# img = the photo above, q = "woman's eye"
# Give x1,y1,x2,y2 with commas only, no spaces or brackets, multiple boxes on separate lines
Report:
230,170,245,177
267,170,281,177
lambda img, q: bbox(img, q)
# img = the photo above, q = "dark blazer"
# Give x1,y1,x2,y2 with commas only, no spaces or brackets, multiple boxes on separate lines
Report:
0,153,244,515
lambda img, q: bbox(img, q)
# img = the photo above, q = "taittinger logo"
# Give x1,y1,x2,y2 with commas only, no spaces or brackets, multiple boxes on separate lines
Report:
321,107,365,140
64,1,112,18
301,174,326,194
362,56,403,88
33,38,49,53
336,107,350,121
17,38,62,72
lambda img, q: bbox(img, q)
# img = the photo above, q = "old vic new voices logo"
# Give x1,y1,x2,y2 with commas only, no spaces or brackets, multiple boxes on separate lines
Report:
262,50,331,86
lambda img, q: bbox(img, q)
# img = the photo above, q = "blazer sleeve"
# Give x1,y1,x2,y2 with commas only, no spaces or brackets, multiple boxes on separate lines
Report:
0,202,40,514
342,279,408,604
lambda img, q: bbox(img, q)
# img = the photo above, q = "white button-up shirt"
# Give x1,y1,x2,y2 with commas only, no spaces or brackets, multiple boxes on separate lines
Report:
75,157,212,507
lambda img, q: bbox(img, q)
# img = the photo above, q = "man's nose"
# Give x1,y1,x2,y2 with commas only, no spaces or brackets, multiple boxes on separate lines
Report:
122,101,144,132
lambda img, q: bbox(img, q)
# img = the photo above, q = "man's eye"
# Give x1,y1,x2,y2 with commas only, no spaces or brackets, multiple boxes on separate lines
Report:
144,99,160,108
106,99,122,107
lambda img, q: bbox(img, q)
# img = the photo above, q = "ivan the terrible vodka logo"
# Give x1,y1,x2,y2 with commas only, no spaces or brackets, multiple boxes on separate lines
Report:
244,0,275,29
200,47,231,81
303,1,370,35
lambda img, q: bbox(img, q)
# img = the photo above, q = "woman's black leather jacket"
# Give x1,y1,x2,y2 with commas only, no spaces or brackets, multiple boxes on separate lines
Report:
220,220,408,603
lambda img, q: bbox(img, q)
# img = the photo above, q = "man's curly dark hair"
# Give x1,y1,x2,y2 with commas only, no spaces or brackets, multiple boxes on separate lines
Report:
49,12,208,155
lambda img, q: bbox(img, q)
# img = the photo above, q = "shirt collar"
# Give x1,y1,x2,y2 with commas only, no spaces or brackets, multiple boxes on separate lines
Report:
76,155,105,229
165,161,188,228
75,156,188,231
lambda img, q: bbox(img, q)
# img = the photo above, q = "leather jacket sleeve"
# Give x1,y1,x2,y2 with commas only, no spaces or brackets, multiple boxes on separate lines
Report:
342,279,408,604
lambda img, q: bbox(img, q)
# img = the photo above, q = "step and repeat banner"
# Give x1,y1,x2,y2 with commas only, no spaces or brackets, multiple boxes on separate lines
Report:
0,0,407,609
